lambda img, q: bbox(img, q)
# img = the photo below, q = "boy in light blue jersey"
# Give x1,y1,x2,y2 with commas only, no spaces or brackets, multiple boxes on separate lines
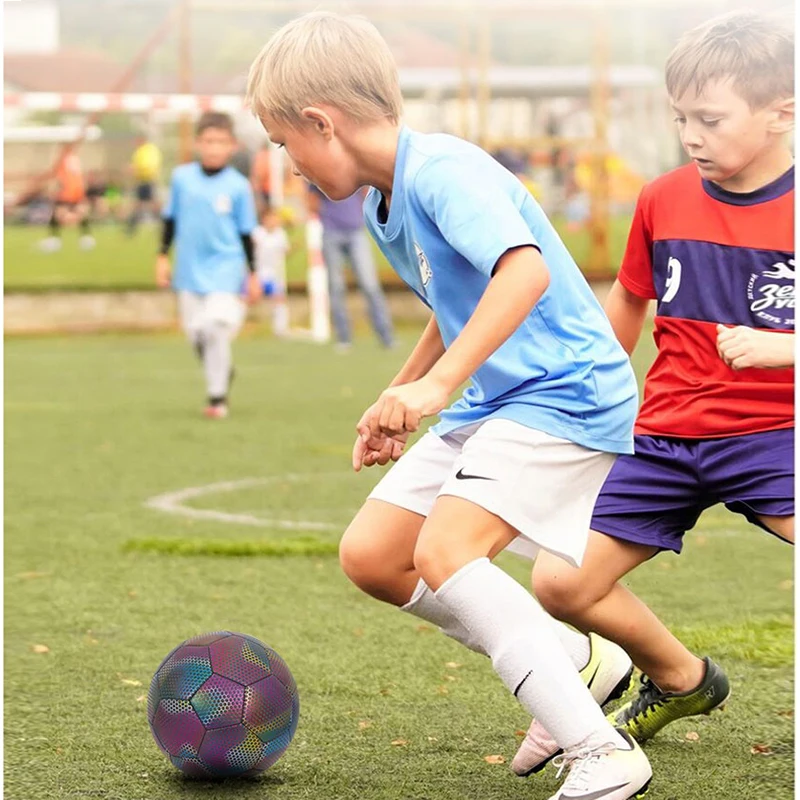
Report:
364,132,635,456
156,112,260,419
247,13,651,800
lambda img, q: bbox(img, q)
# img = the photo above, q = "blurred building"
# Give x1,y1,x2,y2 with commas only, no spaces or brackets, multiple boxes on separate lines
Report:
4,0,60,55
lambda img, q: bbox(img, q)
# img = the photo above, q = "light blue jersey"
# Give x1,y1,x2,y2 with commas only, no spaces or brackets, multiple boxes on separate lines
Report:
164,163,257,294
364,127,637,454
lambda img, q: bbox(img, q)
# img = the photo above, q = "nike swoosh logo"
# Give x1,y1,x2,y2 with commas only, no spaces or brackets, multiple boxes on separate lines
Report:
455,468,496,481
560,783,631,800
585,663,601,693
513,669,533,697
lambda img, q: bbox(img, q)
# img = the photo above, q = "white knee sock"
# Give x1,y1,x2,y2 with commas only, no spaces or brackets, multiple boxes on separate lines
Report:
401,578,590,669
272,300,290,335
434,558,622,751
401,578,486,655
550,620,591,670
202,322,233,399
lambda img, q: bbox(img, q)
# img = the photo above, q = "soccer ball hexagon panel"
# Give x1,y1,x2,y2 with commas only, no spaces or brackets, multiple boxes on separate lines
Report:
148,632,299,777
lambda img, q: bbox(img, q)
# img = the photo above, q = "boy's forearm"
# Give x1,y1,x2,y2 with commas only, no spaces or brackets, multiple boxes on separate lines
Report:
604,279,650,356
426,247,549,394
389,315,445,386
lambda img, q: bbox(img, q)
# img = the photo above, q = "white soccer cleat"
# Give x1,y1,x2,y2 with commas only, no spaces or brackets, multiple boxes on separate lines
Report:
548,729,652,800
203,404,229,419
512,633,633,777
38,236,62,253
79,235,96,251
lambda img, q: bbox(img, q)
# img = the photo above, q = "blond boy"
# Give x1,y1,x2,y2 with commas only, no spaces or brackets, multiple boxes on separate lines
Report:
247,13,653,799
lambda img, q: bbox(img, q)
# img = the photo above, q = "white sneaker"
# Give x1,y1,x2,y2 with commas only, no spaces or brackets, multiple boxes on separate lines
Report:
512,633,633,777
79,235,96,251
39,236,62,253
548,730,652,800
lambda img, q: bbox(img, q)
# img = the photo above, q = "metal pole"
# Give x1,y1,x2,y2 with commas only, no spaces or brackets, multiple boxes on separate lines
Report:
458,17,471,139
476,16,491,149
178,0,193,163
588,3,611,276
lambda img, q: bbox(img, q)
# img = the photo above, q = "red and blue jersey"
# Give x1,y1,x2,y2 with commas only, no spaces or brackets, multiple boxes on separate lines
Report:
619,164,794,439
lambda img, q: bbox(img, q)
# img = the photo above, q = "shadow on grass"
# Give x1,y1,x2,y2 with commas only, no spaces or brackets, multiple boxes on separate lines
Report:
160,767,289,794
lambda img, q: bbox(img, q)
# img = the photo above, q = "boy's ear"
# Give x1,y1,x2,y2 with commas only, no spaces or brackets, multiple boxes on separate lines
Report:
301,107,334,139
768,97,795,134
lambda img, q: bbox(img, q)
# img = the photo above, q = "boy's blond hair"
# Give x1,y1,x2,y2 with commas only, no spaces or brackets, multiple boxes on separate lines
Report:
246,11,403,126
666,10,794,109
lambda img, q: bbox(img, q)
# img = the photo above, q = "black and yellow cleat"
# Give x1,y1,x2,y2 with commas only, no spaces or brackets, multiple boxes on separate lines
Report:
611,657,730,742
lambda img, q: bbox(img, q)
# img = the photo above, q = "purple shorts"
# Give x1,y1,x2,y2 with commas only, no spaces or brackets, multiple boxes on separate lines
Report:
591,428,794,553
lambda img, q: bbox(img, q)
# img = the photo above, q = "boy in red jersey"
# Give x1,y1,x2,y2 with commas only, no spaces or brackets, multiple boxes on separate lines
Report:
513,10,794,775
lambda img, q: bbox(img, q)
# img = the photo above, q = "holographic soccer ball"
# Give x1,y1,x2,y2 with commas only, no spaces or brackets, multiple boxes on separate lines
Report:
147,631,299,777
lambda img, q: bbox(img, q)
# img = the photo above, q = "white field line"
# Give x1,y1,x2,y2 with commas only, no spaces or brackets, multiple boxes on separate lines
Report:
144,475,346,532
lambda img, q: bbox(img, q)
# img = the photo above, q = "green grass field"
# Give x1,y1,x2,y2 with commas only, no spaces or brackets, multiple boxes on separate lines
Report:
5,328,793,800
3,217,633,292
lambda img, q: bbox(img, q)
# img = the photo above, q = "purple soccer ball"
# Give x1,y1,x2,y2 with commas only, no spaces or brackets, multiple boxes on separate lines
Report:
147,631,299,777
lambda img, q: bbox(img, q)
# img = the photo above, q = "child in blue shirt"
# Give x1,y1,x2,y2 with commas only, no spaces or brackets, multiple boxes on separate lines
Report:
246,13,651,800
156,112,260,418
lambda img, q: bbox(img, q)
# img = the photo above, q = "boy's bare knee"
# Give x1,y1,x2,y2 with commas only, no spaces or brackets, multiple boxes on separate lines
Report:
411,539,453,592
533,568,596,622
339,527,411,604
411,541,436,586
338,529,378,586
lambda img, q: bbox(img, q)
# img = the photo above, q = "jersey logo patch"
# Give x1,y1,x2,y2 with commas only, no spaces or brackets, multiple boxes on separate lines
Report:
414,242,432,288
748,258,794,328
214,193,232,214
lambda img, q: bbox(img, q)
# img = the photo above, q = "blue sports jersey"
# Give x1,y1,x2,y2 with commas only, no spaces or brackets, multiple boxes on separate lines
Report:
164,163,257,294
363,127,637,454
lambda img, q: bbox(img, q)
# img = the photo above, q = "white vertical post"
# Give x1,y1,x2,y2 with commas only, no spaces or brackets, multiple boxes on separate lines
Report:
304,215,330,343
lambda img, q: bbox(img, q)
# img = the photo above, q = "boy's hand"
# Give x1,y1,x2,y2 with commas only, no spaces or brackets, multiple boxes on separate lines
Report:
155,254,171,288
367,376,450,438
246,272,263,304
353,402,409,471
351,429,407,472
716,324,791,370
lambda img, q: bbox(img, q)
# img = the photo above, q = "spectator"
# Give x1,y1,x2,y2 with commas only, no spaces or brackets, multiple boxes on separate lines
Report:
127,135,162,235
307,186,394,351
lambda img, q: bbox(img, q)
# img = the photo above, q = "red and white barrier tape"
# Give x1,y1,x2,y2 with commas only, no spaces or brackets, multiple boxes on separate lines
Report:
4,92,245,113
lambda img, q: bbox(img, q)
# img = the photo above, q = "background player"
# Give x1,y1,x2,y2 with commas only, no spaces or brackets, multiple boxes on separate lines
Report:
307,184,395,352
156,112,261,419
513,9,795,776
39,144,95,252
253,204,291,337
127,135,162,236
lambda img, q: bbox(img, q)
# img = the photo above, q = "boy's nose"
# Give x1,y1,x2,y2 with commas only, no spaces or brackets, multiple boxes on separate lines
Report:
681,127,703,149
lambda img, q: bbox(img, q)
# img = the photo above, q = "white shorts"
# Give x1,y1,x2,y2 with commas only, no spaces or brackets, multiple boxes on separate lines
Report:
368,418,617,568
177,291,246,340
